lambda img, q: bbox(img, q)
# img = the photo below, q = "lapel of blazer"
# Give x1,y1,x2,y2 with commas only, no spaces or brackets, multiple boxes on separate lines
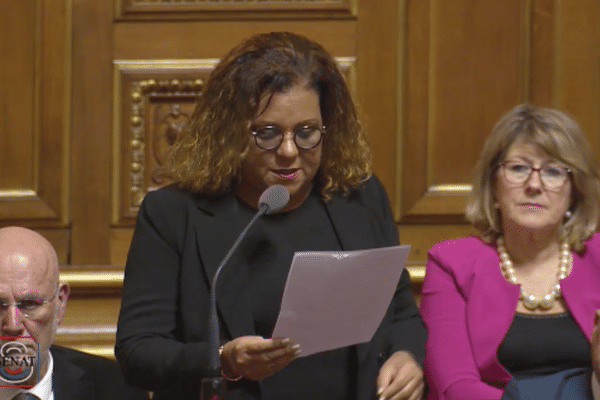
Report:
468,245,518,384
561,245,600,339
51,348,90,399
192,194,256,339
324,194,381,365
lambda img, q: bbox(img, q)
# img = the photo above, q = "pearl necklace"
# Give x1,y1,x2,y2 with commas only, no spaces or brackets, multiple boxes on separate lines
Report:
496,237,570,310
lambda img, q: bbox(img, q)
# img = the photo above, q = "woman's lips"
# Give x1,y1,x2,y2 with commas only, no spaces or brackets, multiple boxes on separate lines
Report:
273,169,299,180
521,203,545,210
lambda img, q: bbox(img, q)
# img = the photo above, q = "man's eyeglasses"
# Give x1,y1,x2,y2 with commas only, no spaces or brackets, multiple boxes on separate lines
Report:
499,161,571,190
0,286,58,319
250,125,325,151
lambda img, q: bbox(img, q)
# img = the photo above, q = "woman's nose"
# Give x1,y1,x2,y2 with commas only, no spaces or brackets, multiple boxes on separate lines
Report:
276,133,299,157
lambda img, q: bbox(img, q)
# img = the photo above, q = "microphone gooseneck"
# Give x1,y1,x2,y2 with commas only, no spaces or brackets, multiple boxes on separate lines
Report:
206,185,290,378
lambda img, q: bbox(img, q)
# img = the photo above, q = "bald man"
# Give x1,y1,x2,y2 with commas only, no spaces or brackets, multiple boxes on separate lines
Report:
0,227,147,400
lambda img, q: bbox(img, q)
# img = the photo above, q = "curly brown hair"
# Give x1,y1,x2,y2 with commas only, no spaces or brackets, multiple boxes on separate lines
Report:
466,104,600,252
167,32,371,201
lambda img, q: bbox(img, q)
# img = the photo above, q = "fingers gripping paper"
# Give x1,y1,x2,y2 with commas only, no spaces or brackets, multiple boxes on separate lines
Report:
271,245,410,357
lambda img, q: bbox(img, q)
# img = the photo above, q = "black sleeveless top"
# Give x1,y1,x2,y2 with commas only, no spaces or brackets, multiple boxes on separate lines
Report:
497,312,590,380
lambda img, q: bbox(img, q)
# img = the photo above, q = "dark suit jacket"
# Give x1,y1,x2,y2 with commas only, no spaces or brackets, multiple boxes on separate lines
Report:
115,176,426,400
51,345,148,399
501,368,593,400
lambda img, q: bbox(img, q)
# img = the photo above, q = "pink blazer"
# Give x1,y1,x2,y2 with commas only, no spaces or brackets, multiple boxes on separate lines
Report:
420,235,600,400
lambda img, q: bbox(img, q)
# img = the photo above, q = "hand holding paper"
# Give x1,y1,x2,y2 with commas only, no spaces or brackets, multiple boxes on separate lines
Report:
271,245,410,357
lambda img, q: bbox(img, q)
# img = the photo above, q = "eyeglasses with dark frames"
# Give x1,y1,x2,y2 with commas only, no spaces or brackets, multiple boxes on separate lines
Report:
0,285,59,319
499,161,571,190
250,125,325,151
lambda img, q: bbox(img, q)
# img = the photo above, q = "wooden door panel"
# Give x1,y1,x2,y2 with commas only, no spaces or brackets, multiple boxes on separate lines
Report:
398,0,527,223
0,0,68,225
555,0,600,152
0,2,36,192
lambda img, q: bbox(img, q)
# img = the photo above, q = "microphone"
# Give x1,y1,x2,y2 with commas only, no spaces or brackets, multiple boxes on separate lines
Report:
201,185,290,400
258,184,290,214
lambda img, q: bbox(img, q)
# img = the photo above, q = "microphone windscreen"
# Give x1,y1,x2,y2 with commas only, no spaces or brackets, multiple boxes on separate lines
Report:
258,185,290,214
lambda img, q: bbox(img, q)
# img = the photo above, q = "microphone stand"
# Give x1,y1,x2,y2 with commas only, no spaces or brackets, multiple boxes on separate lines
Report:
200,205,268,400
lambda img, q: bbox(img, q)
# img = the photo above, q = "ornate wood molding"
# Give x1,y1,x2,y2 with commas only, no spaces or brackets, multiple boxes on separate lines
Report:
116,0,356,20
112,60,216,224
128,78,205,208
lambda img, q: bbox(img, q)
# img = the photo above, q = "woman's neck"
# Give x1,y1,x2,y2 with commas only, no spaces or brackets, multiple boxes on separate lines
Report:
234,183,312,214
501,226,562,269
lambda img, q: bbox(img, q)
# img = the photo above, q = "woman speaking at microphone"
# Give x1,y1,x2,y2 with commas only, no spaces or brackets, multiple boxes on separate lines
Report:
115,32,426,400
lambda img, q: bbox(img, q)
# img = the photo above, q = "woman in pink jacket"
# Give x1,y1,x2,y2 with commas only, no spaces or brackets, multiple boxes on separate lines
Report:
420,104,600,399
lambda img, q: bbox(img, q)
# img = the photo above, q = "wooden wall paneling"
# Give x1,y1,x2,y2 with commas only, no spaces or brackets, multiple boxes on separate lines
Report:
38,228,71,265
354,0,431,283
355,0,400,201
0,0,69,228
554,0,600,152
113,20,357,61
115,0,355,20
529,0,554,106
397,0,600,273
399,0,528,223
38,0,71,225
0,2,37,203
398,0,430,223
71,0,114,264
397,0,531,270
55,265,125,357
56,297,122,358
429,0,526,189
110,227,134,265
112,61,215,225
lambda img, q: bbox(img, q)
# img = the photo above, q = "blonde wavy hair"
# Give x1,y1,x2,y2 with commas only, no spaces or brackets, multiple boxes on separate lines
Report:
167,32,371,201
466,104,600,252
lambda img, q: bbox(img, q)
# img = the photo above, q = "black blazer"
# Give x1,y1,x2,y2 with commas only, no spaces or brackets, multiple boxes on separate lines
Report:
115,176,426,400
51,345,148,399
501,368,593,399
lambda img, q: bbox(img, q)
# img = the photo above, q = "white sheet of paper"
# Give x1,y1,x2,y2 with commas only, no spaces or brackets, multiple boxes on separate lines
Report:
271,245,410,357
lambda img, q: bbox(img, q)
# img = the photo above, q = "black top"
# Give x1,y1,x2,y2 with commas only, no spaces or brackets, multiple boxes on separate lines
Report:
497,312,590,380
239,193,357,400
